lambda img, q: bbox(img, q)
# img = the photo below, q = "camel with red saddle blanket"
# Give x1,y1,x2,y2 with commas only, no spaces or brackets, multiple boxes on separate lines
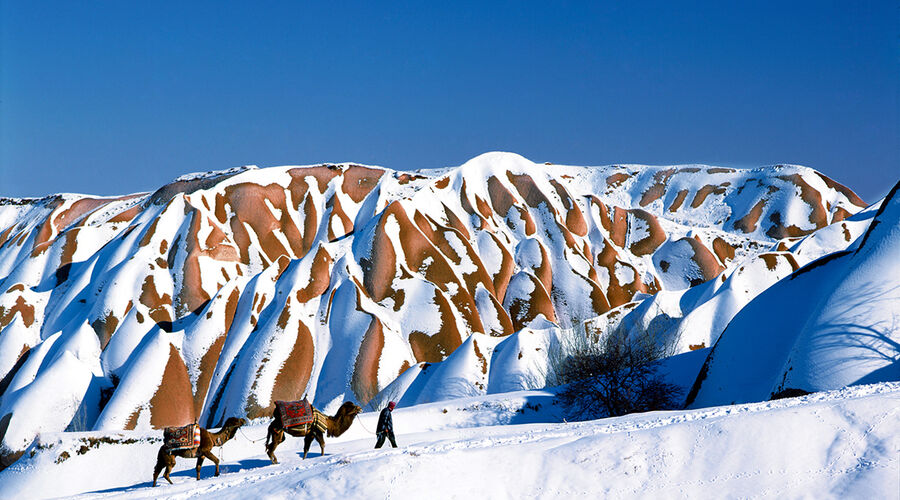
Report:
152,417,247,487
265,399,361,463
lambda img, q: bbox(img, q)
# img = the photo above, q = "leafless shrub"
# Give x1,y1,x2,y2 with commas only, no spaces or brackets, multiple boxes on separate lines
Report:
551,318,683,420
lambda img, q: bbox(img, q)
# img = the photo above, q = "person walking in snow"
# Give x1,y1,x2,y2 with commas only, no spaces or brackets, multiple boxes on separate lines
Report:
374,401,398,448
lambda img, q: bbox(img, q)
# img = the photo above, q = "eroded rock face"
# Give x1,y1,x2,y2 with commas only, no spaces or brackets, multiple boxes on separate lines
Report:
593,164,867,241
0,154,866,456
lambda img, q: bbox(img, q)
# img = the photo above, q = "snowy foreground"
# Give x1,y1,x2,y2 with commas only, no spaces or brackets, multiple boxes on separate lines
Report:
2,383,898,499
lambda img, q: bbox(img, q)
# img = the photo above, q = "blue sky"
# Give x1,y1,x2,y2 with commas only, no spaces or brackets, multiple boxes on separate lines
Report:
1,1,897,200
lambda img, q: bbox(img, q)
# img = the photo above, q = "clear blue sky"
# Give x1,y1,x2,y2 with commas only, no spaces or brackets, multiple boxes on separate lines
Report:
1,1,898,201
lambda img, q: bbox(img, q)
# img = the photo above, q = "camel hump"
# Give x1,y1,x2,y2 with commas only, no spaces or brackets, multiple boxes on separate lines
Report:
275,399,314,428
163,423,200,451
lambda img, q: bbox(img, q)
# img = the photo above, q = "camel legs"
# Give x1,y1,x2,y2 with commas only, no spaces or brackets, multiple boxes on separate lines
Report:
153,448,175,487
315,432,325,457
152,461,164,487
195,455,204,480
202,449,221,476
267,427,284,464
302,433,315,459
300,431,325,459
163,463,174,485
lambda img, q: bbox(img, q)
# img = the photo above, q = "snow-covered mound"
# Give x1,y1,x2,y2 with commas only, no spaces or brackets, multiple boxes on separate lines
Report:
0,153,867,467
598,201,882,355
687,181,900,408
1,383,897,499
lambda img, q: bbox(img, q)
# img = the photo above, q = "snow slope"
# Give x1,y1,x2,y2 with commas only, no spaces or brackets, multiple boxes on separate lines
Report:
687,181,900,408
1,382,897,499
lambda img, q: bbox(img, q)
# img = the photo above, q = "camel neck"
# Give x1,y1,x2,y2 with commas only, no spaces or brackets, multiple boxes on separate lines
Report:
211,427,236,446
328,413,354,437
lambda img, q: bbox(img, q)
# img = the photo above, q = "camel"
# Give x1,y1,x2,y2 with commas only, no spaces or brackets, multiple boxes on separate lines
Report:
265,401,361,464
152,417,247,487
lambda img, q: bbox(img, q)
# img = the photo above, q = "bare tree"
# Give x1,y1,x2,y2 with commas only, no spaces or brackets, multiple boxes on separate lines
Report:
552,319,682,420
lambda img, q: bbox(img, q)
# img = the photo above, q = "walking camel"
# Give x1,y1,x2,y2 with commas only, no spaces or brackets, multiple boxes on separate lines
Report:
152,416,247,486
265,401,361,463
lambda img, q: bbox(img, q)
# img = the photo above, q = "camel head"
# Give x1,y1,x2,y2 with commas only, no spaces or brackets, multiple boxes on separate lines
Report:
337,401,362,418
325,402,363,437
222,417,248,429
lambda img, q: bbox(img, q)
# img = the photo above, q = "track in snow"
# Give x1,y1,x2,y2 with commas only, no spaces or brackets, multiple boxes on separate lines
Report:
52,382,900,500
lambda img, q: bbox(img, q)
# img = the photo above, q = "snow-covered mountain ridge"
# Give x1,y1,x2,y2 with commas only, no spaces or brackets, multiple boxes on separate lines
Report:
0,152,880,469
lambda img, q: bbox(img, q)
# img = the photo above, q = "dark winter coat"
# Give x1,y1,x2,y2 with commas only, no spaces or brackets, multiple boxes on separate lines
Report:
376,407,393,434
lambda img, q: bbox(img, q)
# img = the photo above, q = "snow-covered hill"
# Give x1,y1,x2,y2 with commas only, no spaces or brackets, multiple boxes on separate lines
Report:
0,152,878,469
687,181,900,407
1,382,897,499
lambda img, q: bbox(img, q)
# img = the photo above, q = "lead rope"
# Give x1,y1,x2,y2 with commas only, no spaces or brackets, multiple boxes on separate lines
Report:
239,426,267,444
355,414,377,435
219,428,239,471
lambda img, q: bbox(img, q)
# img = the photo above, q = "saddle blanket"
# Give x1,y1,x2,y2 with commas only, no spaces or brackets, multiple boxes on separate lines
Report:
312,410,328,434
164,423,200,451
291,410,328,434
276,399,314,429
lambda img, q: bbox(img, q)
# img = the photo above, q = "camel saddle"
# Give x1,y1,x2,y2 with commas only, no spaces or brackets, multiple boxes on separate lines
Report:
163,423,200,451
276,399,315,429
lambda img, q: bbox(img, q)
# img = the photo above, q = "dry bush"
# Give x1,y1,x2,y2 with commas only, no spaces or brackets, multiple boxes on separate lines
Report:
551,319,682,420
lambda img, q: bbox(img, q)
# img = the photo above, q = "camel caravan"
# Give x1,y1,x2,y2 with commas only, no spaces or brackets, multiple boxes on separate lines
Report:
152,398,362,486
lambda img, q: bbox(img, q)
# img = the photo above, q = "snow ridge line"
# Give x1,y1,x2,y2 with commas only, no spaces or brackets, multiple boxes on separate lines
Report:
406,383,900,457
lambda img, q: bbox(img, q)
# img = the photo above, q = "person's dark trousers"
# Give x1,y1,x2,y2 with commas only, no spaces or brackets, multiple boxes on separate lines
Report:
375,431,397,448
